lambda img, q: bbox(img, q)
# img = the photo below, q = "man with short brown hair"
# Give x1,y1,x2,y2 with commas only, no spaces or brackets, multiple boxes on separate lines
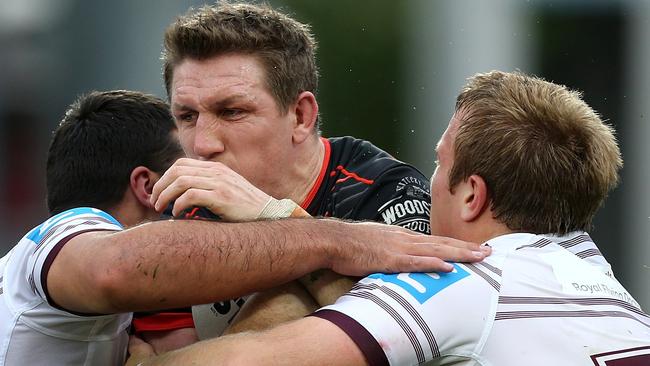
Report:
136,1,472,346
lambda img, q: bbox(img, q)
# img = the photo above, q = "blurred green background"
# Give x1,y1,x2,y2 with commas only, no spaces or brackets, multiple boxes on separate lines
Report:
0,0,647,308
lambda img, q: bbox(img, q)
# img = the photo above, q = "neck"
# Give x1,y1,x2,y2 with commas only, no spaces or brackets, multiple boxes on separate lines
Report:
106,196,157,229
454,214,513,244
280,135,325,206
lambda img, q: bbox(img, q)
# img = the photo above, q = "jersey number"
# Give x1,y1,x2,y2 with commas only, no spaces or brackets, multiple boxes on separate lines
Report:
368,264,469,304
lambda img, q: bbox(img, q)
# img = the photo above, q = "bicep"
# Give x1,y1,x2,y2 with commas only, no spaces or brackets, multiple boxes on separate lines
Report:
46,231,115,313
269,316,369,366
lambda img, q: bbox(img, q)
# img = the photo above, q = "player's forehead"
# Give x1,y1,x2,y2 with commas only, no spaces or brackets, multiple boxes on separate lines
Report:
170,55,269,108
437,113,462,161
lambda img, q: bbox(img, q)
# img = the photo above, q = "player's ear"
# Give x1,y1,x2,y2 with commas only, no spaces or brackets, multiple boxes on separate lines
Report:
459,174,489,222
129,166,157,209
292,91,319,144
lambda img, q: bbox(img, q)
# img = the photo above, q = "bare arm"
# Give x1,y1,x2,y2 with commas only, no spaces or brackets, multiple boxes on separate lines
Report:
220,273,351,335
138,328,198,355
223,281,318,335
134,316,367,366
48,217,480,314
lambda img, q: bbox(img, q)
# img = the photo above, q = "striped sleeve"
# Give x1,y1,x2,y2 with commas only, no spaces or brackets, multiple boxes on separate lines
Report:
25,208,122,305
312,264,498,365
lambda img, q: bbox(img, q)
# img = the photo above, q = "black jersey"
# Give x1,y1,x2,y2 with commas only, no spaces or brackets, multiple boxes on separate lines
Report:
132,136,431,334
303,136,430,234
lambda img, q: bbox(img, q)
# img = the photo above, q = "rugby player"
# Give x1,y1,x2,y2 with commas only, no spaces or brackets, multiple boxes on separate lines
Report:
0,91,486,366
133,1,477,345
130,71,650,365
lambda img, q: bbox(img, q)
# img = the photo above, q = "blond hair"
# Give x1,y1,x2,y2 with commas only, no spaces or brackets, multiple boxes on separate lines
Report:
450,71,622,234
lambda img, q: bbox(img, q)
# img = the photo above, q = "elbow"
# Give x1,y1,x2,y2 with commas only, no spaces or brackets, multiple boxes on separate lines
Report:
88,246,143,313
90,262,132,313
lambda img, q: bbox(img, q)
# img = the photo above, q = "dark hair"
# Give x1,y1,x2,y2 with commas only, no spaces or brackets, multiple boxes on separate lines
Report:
451,71,622,235
46,90,184,215
162,2,318,115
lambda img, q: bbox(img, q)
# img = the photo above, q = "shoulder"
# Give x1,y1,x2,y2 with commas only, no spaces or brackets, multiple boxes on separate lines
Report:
328,136,420,177
316,265,501,364
24,207,123,246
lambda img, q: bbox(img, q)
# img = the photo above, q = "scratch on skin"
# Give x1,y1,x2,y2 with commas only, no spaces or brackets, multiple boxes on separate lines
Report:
309,270,325,283
153,264,160,279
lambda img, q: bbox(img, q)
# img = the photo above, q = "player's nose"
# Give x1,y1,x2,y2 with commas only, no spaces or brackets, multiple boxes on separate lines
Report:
193,115,225,160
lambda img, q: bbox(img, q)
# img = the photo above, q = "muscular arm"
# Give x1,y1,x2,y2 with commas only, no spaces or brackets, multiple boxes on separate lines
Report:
48,217,470,314
138,316,367,366
224,281,318,335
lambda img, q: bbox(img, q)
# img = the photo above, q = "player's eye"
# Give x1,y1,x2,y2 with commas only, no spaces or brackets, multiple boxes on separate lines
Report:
175,112,196,125
220,108,246,121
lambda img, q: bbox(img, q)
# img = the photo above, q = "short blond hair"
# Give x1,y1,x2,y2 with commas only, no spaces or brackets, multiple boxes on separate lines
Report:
450,71,622,234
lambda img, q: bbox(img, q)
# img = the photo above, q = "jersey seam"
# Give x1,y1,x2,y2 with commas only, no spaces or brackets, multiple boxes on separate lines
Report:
469,254,507,359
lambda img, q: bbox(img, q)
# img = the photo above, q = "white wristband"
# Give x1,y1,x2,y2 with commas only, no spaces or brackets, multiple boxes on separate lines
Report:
257,198,299,219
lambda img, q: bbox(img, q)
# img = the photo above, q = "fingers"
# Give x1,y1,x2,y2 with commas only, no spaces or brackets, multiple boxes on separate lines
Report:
330,221,492,277
424,235,485,251
154,176,223,215
170,188,214,216
152,159,229,210
150,158,271,221
401,241,491,264
385,255,454,273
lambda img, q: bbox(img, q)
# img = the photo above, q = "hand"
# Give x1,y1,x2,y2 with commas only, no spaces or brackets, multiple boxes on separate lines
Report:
151,158,272,221
125,335,156,366
327,220,491,276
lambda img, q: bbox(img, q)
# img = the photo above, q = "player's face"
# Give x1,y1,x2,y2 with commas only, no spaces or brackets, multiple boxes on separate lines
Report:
429,112,463,237
170,53,298,196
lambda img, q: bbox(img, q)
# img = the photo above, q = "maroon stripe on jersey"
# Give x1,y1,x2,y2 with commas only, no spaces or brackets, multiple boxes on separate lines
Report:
498,296,649,318
311,310,388,366
557,234,592,248
576,248,604,259
35,217,113,249
356,283,440,358
41,228,117,314
516,238,552,250
464,264,500,291
30,220,109,296
590,345,650,366
35,220,97,249
495,310,650,327
476,261,502,276
349,291,426,363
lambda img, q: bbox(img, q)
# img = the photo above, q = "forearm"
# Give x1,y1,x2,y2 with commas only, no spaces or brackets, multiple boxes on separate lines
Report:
51,215,488,314
299,270,357,306
139,328,199,354
143,317,367,366
93,218,333,313
223,281,318,335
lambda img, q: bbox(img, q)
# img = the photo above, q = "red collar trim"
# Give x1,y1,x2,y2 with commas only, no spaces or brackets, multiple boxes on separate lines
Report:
300,137,331,210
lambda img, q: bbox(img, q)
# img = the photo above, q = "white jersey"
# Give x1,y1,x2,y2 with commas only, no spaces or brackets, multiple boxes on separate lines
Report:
315,232,650,365
0,207,131,366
